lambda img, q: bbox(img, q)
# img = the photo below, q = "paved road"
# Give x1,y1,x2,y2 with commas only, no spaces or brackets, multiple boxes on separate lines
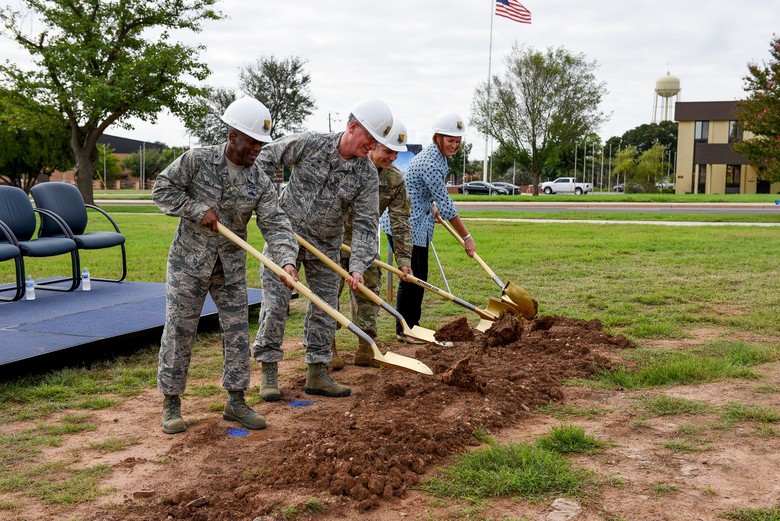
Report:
456,201,780,215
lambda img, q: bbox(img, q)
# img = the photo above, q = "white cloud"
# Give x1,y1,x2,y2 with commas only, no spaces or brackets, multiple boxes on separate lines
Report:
1,0,776,159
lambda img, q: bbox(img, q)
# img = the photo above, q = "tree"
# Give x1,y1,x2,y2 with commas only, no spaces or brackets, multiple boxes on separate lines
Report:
735,35,780,183
0,0,223,204
611,143,667,192
471,43,607,195
187,87,238,147
0,89,72,192
123,147,188,180
605,121,678,155
188,56,316,145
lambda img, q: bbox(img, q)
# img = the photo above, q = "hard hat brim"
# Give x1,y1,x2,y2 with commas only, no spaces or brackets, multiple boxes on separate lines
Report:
384,142,407,152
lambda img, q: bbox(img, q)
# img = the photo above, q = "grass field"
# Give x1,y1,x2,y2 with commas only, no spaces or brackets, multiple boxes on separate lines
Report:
1,203,779,516
3,207,778,343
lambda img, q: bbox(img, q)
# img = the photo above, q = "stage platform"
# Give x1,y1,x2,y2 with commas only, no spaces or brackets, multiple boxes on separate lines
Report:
0,281,263,376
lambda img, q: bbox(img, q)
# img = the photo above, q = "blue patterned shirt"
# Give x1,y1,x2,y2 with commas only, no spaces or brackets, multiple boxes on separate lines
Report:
382,143,457,247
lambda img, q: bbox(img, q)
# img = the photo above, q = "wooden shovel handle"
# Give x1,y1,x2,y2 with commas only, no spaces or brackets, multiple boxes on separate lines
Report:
340,243,496,320
295,234,404,324
435,214,504,288
217,223,373,346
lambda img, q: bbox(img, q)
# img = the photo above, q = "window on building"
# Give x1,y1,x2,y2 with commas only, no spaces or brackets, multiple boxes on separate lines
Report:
725,164,741,194
696,164,707,194
695,121,709,143
728,120,743,143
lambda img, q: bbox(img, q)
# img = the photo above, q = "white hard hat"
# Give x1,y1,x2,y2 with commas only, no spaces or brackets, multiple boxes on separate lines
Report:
220,97,273,143
382,120,408,152
432,111,465,137
350,98,394,142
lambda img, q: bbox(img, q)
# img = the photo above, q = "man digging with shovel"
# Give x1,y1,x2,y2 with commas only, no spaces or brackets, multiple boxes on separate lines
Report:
153,98,299,435
331,119,414,369
252,98,394,401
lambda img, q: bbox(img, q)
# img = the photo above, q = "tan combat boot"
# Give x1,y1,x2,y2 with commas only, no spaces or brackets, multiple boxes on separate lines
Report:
354,337,379,368
223,391,267,430
330,338,345,371
304,363,351,397
260,362,281,402
162,394,186,435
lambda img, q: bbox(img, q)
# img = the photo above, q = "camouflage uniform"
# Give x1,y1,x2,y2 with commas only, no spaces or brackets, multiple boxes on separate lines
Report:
252,131,379,364
339,164,412,337
153,143,297,396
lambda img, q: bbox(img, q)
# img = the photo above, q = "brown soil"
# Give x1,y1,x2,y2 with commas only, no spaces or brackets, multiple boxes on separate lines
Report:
4,314,780,521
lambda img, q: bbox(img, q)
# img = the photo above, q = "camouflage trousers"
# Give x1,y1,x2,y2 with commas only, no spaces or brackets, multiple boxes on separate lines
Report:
253,245,340,365
157,258,250,396
337,256,381,340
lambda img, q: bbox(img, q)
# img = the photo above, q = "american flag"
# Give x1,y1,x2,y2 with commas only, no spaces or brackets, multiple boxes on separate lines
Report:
495,0,532,24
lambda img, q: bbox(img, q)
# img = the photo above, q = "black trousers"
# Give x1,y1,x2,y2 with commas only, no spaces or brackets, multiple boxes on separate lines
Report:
395,243,429,335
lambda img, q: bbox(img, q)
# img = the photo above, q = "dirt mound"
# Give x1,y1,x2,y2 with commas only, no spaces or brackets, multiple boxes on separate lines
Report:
481,311,522,347
90,314,627,520
434,316,475,342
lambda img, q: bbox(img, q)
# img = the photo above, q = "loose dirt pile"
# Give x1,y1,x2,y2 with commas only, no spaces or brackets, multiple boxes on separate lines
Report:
87,314,630,520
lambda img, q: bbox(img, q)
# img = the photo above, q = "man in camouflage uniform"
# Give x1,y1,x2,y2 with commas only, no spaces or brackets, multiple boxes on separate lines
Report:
252,98,394,401
153,98,298,435
332,120,413,368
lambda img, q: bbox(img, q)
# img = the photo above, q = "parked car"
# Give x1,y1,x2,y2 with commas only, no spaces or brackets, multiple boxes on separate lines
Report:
614,183,624,192
539,177,593,195
490,182,522,195
458,181,509,195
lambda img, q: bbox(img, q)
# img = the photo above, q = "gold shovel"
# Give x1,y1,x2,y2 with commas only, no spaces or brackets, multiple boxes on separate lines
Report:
217,224,432,375
436,216,538,319
341,244,510,332
295,234,450,347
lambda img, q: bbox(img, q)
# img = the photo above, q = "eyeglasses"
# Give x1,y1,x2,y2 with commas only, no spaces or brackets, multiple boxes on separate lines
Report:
356,122,378,145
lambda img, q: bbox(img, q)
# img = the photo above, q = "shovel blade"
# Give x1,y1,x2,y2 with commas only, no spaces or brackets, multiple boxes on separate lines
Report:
476,319,494,332
502,282,538,318
486,297,516,317
407,325,451,348
370,343,433,375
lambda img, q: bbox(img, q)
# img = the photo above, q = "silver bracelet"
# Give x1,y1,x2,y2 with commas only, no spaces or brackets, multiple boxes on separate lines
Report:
462,234,472,242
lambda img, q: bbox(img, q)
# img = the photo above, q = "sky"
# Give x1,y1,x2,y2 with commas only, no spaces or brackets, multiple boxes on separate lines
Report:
1,0,777,160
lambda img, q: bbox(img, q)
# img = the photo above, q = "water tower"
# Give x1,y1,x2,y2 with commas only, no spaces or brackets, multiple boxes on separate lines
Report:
652,71,681,123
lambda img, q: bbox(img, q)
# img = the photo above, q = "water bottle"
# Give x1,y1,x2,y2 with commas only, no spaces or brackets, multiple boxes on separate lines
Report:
81,267,91,291
25,275,36,300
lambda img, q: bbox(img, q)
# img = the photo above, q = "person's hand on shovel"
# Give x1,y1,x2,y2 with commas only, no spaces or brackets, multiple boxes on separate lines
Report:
399,266,413,281
434,211,476,258
348,271,364,290
199,208,220,232
280,264,299,289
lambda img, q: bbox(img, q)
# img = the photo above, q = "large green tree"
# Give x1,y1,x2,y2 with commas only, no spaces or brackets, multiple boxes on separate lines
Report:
0,0,222,204
735,36,780,183
605,120,678,156
0,89,72,191
188,55,316,146
471,43,607,195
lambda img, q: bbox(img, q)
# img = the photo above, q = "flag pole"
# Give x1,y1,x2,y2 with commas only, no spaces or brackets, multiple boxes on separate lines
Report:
483,0,494,183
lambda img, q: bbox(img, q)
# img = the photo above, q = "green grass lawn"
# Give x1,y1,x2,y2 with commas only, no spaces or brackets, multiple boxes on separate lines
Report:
1,203,779,512
3,208,779,342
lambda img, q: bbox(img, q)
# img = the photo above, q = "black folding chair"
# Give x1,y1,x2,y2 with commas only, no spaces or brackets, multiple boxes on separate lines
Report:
30,182,127,283
0,185,80,298
0,218,24,301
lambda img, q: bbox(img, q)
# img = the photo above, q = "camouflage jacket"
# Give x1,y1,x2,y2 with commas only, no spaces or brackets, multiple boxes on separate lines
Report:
347,164,412,268
255,131,379,275
152,143,297,284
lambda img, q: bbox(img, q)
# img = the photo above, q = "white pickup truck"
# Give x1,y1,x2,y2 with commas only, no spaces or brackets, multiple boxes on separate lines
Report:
540,177,593,195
